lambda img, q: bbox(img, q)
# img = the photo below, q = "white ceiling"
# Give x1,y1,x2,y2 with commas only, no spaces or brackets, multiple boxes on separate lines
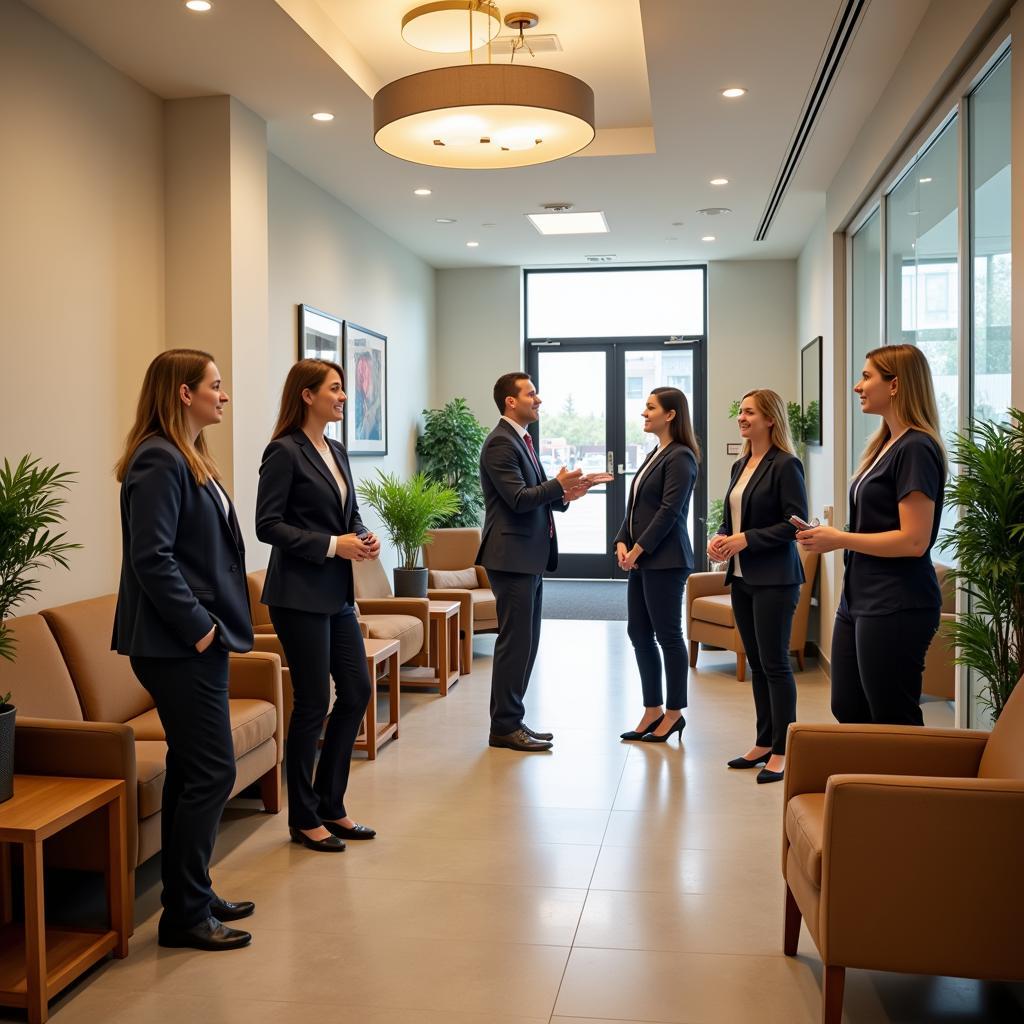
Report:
24,0,933,269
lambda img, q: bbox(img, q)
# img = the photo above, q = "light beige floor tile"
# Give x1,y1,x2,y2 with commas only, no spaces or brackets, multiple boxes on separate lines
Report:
554,946,821,1023
602,808,780,852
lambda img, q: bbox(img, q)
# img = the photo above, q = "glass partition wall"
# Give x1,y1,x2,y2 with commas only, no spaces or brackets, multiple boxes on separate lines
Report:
845,44,1011,727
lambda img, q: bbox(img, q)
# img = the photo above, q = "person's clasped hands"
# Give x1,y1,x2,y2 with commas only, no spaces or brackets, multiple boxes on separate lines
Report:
336,531,381,561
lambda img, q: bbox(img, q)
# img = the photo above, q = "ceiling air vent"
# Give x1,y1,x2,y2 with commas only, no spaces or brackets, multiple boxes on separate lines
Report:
585,254,616,263
489,33,562,56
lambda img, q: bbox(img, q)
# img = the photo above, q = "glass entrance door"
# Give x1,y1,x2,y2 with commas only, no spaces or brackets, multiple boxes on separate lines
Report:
529,339,706,579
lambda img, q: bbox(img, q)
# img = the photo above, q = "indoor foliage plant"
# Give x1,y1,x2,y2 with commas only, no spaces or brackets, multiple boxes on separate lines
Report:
0,456,80,801
416,398,488,528
938,409,1024,721
355,471,460,597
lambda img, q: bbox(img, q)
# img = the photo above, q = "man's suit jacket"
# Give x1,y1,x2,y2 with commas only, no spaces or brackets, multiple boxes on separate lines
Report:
255,429,368,613
476,419,566,575
718,445,807,586
614,443,698,570
112,436,253,657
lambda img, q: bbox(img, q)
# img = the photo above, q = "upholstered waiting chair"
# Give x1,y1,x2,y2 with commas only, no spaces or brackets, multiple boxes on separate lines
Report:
782,676,1024,1024
350,558,430,672
686,546,819,680
422,527,497,672
921,562,956,700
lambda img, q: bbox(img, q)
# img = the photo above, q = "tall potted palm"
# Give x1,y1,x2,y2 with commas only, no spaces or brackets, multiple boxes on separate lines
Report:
0,456,80,801
939,409,1024,720
416,398,487,528
356,471,460,597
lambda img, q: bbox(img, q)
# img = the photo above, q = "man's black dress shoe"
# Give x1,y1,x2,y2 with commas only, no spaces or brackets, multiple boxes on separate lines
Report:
289,826,346,851
324,821,376,840
727,751,772,769
210,897,255,921
756,767,785,784
521,723,554,741
489,728,553,752
158,916,252,951
620,715,664,741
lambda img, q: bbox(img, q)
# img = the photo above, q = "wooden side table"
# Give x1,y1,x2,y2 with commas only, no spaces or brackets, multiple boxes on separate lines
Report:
0,775,129,1024
400,601,461,696
354,637,401,759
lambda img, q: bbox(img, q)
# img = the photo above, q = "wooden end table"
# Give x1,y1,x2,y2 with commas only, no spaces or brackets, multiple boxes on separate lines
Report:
0,775,129,1024
400,600,461,696
354,637,401,759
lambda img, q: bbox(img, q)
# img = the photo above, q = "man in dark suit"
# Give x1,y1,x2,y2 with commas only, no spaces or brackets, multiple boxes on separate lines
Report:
477,372,609,751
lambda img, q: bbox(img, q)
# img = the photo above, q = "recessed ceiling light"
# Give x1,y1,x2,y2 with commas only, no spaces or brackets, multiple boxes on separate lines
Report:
722,87,746,98
671,221,684,227
311,112,335,122
413,187,432,196
908,209,920,216
697,207,731,216
481,222,495,227
919,177,933,183
527,211,609,235
709,178,729,186
185,0,212,10
435,217,456,224
702,235,716,242
466,241,479,247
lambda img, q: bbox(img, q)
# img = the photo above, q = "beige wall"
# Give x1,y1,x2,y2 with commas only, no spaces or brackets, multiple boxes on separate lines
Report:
267,155,436,576
0,0,165,609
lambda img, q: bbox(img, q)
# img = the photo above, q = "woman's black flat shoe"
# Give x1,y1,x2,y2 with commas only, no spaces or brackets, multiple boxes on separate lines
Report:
289,826,346,851
620,715,664,741
640,715,686,743
756,767,785,784
727,751,772,769
324,821,376,840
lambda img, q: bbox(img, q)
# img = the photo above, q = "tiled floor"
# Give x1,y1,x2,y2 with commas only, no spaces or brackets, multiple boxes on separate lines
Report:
40,619,1024,1023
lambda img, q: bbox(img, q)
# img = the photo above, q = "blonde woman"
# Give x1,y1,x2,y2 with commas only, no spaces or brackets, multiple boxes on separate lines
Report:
709,389,808,783
113,349,255,951
798,344,946,725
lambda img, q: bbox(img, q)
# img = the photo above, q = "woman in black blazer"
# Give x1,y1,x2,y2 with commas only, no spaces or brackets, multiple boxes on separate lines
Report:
797,344,945,726
255,359,380,852
113,349,254,952
709,389,807,784
615,387,700,743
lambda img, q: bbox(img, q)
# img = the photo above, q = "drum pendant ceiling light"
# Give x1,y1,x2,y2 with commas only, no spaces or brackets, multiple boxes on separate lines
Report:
374,6,596,170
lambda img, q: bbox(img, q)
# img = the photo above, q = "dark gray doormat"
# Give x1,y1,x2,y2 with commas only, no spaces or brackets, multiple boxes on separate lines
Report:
541,579,628,620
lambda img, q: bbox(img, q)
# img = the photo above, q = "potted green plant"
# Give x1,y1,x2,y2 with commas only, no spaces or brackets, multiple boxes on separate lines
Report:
939,409,1024,721
728,398,818,461
416,398,488,528
0,456,80,802
356,470,460,597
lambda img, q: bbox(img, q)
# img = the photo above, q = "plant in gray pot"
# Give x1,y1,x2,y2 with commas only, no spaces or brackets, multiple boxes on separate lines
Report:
356,470,460,598
0,456,80,802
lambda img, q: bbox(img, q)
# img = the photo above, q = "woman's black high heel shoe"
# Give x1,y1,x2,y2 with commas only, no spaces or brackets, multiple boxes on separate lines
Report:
640,715,686,743
620,715,664,741
289,826,346,852
727,751,772,769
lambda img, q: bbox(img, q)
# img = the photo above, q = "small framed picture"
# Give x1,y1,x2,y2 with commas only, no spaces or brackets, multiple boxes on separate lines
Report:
298,305,344,441
726,442,743,456
343,322,388,455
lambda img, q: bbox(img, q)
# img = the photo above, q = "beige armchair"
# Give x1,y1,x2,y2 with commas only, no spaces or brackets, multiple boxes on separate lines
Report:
351,558,430,673
782,676,1024,1023
686,547,819,680
921,561,956,700
422,527,497,671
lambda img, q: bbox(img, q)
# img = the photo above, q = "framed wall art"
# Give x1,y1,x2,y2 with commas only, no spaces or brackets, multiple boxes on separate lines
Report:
298,304,344,441
800,335,823,447
343,321,387,455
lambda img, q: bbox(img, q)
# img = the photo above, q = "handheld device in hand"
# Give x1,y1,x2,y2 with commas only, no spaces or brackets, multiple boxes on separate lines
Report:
788,514,818,530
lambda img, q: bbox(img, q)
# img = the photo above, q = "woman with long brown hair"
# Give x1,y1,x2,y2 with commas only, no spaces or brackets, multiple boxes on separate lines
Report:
798,344,946,725
710,389,808,783
113,349,255,951
615,387,700,743
255,359,379,851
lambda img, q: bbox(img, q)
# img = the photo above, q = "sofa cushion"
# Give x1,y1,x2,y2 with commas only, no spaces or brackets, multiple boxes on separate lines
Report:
470,588,497,622
41,596,153,724
785,793,825,887
429,567,478,590
362,614,424,664
0,615,84,721
126,708,164,741
135,740,168,818
227,699,277,759
691,594,735,628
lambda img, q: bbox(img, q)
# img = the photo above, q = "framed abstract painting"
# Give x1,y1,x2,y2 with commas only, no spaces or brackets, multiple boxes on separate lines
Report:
343,321,387,455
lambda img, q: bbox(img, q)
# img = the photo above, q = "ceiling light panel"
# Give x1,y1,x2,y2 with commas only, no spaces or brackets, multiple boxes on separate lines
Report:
527,211,609,235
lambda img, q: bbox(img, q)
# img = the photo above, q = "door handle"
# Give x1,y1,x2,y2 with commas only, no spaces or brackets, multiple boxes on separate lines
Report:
617,464,627,475
606,451,614,475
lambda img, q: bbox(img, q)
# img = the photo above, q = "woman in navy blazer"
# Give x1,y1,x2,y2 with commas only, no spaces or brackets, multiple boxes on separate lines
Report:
255,359,380,852
797,344,946,726
615,387,700,743
113,349,254,952
709,389,807,783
